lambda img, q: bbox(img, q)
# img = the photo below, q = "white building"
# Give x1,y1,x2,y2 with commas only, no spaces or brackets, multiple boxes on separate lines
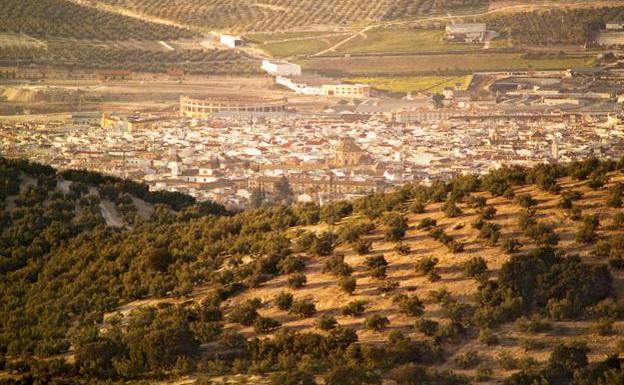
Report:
606,23,624,31
220,34,244,48
276,76,324,96
445,23,487,43
276,76,370,98
261,60,302,76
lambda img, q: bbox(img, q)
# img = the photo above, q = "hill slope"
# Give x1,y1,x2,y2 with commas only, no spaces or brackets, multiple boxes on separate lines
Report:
89,0,490,32
2,158,624,384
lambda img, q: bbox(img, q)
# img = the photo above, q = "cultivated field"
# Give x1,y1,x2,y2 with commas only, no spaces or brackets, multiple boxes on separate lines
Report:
246,32,351,58
0,0,195,40
483,6,624,46
335,28,482,55
299,52,596,76
91,0,489,32
344,75,473,94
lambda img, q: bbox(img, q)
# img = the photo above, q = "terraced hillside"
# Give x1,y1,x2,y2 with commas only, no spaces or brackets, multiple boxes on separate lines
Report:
93,0,489,32
483,6,624,46
4,158,624,384
0,0,261,75
0,44,260,75
0,0,194,40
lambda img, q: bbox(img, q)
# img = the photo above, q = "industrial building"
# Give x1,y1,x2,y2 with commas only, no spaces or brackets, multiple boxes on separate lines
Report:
276,75,370,98
261,60,302,76
220,34,244,48
445,23,487,43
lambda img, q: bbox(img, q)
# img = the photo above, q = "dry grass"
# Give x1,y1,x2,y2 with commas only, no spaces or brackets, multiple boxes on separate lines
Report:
221,172,624,382
97,171,624,383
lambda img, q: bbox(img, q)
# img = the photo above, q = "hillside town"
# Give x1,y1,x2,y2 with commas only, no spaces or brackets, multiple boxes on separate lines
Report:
2,65,624,209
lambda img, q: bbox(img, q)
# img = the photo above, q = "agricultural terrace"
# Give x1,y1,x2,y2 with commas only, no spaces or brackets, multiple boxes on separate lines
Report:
299,52,596,76
0,0,195,40
246,32,352,58
335,28,483,55
344,75,473,94
92,0,489,32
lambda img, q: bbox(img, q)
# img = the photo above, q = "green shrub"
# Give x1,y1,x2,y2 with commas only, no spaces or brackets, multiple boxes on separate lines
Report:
478,328,498,346
393,294,424,317
410,200,426,213
342,300,367,317
323,254,353,277
289,300,316,318
229,300,261,326
315,314,338,331
592,317,616,336
364,314,390,331
415,256,438,275
454,351,480,369
497,351,518,370
278,255,306,274
394,242,411,255
417,218,437,230
275,292,293,311
463,256,488,278
353,239,372,255
415,318,439,337
253,317,281,333
339,276,357,295
288,273,307,289
474,363,493,382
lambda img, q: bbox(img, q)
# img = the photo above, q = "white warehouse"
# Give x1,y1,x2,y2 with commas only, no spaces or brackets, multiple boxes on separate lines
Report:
276,75,370,99
220,34,244,48
261,60,302,76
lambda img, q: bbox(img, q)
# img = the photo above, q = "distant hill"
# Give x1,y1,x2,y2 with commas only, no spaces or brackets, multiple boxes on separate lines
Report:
3,157,624,384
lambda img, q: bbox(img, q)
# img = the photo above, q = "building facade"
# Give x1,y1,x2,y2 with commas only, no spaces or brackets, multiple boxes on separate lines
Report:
220,35,244,48
261,60,302,76
180,96,288,118
445,23,487,43
334,138,366,166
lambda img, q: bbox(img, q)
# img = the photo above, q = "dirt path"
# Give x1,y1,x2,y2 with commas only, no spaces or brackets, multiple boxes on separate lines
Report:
65,0,201,32
312,0,622,56
100,199,124,227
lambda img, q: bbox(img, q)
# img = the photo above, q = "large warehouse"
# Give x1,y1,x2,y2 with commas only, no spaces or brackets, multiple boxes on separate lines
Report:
180,95,288,118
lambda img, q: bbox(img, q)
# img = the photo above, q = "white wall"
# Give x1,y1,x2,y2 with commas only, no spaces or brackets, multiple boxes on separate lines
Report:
220,35,243,48
261,60,302,76
276,76,323,96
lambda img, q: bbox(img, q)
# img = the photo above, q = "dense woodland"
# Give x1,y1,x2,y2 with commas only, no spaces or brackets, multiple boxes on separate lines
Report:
0,0,195,40
2,157,624,384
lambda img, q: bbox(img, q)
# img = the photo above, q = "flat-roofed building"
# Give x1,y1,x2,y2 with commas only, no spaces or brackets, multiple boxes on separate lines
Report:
261,60,301,76
220,34,244,48
276,75,370,98
322,83,371,99
445,23,487,43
